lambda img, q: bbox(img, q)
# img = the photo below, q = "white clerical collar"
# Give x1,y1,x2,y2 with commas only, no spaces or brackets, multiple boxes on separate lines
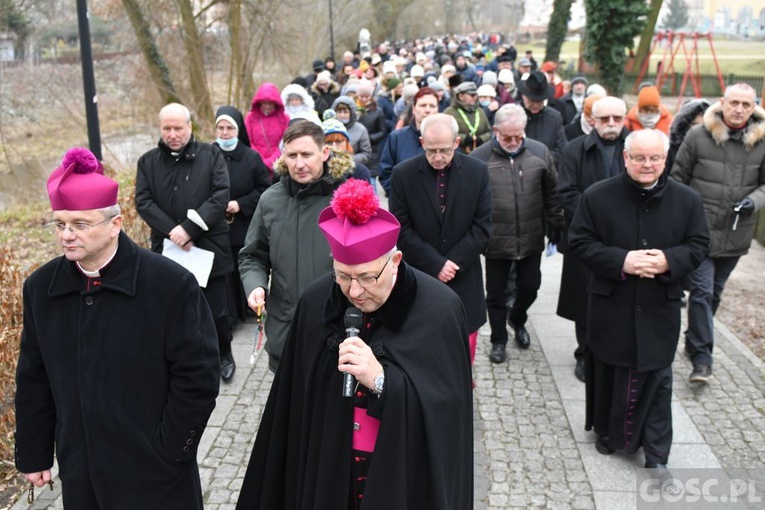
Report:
77,244,119,277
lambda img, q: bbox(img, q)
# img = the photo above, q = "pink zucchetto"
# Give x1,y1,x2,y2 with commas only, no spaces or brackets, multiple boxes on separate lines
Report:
318,179,400,265
47,148,118,211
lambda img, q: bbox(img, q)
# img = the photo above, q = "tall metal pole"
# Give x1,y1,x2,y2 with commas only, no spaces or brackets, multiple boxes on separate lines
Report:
328,0,335,61
76,0,102,160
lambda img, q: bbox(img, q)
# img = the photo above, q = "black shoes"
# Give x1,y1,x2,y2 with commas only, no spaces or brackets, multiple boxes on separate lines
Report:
489,343,507,364
689,364,712,383
512,324,530,349
595,436,614,455
574,358,585,382
221,352,236,382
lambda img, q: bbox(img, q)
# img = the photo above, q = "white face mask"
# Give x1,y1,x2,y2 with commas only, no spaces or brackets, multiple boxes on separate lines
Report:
637,112,660,128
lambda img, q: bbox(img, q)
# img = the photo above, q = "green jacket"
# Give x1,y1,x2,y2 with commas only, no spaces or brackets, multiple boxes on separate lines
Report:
444,98,492,153
238,151,351,370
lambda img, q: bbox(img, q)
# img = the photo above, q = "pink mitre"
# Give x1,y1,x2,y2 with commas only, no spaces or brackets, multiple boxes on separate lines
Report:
318,179,400,265
47,147,118,211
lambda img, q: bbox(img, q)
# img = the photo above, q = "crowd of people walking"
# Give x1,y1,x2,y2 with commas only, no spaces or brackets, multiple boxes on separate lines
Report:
14,31,765,509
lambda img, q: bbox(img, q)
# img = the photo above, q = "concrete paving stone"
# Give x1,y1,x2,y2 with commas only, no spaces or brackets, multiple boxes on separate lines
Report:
16,252,765,510
591,490,636,510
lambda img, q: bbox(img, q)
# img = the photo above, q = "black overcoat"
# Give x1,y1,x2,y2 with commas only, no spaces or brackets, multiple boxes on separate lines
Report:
568,173,709,371
236,263,473,510
556,129,628,322
214,141,271,247
135,137,234,277
389,151,492,332
15,233,220,509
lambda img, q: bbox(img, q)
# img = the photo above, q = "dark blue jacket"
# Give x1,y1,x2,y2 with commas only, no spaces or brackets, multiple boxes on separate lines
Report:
378,125,424,195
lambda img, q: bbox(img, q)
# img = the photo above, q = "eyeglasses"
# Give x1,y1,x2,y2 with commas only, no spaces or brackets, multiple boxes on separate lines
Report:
595,115,624,123
332,255,392,288
627,154,665,166
46,216,116,235
423,147,455,156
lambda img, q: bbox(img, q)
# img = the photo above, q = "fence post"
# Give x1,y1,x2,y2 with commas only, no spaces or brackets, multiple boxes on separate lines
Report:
756,209,765,247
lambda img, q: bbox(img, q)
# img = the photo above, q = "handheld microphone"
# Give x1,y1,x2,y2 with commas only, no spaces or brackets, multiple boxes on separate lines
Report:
342,307,364,397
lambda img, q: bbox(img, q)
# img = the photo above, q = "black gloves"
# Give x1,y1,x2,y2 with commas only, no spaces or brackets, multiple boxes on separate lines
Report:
734,197,755,216
474,137,484,147
547,229,562,244
463,134,474,147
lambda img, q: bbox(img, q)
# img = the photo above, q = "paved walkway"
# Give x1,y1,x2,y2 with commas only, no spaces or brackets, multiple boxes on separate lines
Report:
14,253,765,509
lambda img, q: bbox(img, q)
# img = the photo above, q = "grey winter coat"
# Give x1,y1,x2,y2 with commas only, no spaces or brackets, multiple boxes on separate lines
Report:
670,102,765,258
331,96,374,166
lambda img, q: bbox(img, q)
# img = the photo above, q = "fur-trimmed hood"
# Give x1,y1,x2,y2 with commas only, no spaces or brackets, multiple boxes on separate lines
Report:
272,147,354,179
704,101,765,151
669,99,710,146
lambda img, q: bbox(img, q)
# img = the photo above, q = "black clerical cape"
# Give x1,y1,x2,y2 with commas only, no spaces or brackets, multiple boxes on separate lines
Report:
236,262,474,510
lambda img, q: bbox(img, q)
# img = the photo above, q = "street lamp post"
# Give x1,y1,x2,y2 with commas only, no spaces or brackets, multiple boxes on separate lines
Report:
328,0,335,61
76,0,102,160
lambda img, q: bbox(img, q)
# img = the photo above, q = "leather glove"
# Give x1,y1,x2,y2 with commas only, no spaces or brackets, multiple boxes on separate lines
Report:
547,229,561,244
474,137,484,147
463,134,474,147
734,197,755,216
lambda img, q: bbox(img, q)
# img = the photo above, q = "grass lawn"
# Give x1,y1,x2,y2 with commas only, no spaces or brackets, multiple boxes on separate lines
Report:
521,38,765,77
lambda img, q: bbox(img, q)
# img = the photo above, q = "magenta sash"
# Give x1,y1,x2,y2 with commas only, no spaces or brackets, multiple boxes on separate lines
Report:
352,407,381,452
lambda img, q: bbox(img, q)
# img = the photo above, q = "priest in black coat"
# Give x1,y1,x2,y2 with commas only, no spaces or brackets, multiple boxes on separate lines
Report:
235,179,473,510
568,129,709,468
389,113,491,366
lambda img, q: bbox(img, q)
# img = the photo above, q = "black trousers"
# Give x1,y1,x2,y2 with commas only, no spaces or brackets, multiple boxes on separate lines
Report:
202,275,233,357
485,254,541,344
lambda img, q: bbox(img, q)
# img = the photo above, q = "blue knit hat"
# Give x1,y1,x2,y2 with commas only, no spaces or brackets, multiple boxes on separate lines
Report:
322,118,349,140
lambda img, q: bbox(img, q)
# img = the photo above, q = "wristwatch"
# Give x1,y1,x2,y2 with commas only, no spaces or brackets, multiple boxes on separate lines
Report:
370,371,385,396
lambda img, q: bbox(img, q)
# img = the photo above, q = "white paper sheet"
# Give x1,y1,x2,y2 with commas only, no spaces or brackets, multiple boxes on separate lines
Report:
162,238,215,287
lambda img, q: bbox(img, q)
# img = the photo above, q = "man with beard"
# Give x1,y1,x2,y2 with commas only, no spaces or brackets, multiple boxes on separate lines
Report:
557,96,629,382
471,104,564,361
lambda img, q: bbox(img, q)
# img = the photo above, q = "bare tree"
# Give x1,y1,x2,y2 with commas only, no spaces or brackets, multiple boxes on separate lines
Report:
121,0,180,105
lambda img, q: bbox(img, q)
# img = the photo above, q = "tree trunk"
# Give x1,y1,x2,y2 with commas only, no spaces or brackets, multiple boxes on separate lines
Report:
545,0,574,64
631,0,663,76
227,0,242,106
121,0,180,105
370,0,416,42
176,0,213,132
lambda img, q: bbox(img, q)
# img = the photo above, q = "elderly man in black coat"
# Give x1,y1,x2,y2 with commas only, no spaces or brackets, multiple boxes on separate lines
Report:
16,148,220,509
136,103,236,382
236,180,473,509
568,129,709,469
389,113,492,367
556,96,629,382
